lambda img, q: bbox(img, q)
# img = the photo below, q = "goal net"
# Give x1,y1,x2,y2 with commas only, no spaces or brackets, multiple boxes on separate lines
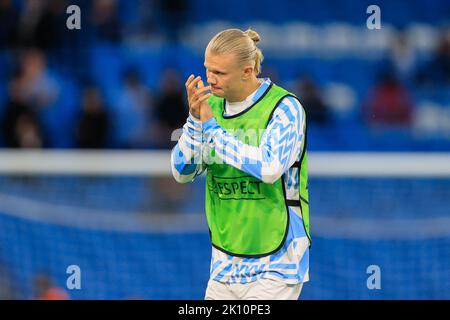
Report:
0,151,448,299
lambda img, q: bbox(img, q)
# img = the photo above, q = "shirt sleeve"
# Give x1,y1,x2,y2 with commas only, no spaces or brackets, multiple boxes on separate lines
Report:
170,113,206,183
202,96,306,184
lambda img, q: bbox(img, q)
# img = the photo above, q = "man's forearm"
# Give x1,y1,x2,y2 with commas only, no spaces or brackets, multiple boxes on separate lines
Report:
170,114,205,183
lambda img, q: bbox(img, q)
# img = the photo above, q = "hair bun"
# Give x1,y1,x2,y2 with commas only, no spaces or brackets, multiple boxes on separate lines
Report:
245,28,261,44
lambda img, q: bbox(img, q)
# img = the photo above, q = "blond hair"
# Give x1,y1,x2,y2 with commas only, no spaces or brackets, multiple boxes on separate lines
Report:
206,28,264,75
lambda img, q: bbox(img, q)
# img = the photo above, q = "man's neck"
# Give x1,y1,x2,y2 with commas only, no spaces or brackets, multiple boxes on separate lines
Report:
227,78,261,103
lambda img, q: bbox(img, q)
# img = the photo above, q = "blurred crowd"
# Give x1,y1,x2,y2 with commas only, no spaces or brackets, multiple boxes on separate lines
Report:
0,0,449,150
362,31,450,127
0,0,191,149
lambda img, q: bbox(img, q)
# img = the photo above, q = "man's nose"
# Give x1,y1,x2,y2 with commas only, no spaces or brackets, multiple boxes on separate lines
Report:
207,72,216,85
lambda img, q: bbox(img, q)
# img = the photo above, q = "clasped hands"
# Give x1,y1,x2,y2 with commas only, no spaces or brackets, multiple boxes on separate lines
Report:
185,75,214,123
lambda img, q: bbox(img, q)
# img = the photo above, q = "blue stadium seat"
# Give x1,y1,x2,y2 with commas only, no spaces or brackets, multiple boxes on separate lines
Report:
39,75,80,148
89,43,125,107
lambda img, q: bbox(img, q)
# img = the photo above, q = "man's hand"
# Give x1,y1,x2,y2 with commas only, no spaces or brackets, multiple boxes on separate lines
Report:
200,97,214,123
185,75,211,120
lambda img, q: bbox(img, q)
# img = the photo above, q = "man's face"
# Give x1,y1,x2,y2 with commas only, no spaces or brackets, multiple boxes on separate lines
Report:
204,50,244,100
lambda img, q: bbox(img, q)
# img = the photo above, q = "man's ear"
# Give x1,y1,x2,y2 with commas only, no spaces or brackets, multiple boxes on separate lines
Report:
242,65,254,80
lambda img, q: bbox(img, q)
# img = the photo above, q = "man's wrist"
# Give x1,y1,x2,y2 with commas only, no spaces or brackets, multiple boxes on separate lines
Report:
202,118,219,144
188,112,202,125
203,117,217,131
